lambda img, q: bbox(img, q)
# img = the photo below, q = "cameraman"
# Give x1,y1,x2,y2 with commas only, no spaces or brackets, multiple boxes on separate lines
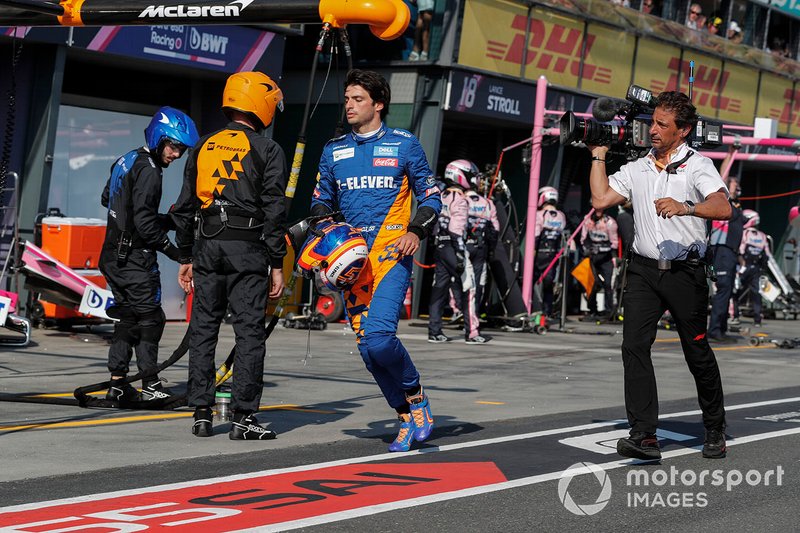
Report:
587,91,731,461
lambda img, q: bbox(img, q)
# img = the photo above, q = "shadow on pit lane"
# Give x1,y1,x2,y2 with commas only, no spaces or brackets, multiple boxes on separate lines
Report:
247,395,377,436
342,415,484,446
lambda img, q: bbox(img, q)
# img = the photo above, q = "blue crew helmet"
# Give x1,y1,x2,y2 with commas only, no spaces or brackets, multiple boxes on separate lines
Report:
144,106,200,153
296,222,369,293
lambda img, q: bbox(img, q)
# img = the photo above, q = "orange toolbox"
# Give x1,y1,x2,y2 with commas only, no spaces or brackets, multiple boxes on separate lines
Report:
41,217,107,269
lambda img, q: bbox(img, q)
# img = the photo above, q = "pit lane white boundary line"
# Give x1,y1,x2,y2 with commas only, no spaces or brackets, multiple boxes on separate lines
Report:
1,396,798,515
243,426,800,533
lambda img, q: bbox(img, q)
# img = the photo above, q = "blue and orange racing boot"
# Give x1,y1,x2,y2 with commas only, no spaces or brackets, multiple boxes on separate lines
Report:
389,413,415,452
407,389,434,442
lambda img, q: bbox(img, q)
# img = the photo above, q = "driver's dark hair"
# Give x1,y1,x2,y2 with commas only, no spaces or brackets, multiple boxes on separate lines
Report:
345,69,390,120
655,91,698,130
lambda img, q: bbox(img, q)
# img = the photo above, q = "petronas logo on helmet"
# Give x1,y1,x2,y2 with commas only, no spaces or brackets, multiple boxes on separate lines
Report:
139,0,254,18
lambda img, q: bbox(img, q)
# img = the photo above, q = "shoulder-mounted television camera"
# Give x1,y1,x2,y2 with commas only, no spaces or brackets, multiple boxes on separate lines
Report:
559,85,722,160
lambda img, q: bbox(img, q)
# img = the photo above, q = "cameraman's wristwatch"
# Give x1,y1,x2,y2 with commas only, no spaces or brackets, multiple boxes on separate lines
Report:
683,200,695,216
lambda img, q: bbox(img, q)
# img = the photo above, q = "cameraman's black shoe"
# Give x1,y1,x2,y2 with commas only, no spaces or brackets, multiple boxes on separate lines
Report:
106,378,140,403
192,407,213,437
230,413,277,440
702,428,727,459
617,432,661,460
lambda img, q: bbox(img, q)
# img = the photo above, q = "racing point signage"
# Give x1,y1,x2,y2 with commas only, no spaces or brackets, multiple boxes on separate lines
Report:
445,70,535,124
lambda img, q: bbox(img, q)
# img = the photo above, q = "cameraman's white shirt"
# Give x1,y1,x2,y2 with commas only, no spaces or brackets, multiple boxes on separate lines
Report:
608,143,727,260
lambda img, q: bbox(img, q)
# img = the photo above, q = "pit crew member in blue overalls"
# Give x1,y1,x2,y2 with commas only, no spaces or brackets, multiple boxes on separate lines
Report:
100,107,198,404
311,69,442,452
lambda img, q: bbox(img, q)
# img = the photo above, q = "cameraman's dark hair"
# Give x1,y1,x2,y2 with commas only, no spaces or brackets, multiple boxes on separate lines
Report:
345,69,390,120
654,91,698,130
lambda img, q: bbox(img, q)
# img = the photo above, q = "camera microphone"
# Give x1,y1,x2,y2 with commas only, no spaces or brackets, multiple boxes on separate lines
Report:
592,98,621,122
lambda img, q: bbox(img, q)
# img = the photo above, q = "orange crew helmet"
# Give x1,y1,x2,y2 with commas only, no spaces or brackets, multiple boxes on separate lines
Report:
222,71,284,129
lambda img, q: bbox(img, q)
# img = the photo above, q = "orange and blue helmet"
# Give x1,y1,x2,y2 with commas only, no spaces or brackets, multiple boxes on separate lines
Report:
144,106,199,152
296,222,369,293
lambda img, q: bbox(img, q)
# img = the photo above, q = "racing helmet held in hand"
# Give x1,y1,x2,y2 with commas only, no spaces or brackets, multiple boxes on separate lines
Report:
296,222,369,293
222,71,284,129
538,186,558,207
444,159,479,189
743,209,760,229
144,106,199,152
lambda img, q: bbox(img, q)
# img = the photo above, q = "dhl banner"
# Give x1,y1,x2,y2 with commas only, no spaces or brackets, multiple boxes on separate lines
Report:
519,7,584,88
674,52,723,118
581,22,634,97
756,73,794,135
458,0,792,127
459,0,530,79
632,38,680,95
458,0,632,92
716,62,758,125
789,86,800,137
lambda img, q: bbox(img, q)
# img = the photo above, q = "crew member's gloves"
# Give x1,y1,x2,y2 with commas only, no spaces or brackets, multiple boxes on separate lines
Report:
158,213,176,231
160,237,191,264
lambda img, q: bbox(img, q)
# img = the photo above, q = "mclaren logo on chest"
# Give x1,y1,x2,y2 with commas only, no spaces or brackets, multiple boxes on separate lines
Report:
340,176,397,190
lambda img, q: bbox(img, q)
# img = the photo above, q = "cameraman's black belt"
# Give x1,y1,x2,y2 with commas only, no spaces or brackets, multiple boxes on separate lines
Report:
631,253,699,271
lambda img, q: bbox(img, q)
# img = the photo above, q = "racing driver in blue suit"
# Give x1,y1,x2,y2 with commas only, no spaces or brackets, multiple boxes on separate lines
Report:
310,70,442,452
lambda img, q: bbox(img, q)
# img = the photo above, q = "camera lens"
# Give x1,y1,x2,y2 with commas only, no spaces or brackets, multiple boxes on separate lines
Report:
559,111,616,146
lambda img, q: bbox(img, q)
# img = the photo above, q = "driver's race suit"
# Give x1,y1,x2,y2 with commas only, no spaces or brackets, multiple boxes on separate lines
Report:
311,123,441,410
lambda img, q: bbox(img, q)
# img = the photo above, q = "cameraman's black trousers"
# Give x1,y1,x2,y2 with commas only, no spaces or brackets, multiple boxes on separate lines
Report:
622,255,726,435
188,239,269,414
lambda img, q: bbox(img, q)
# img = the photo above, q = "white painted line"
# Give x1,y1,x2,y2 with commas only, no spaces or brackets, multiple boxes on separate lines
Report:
1,396,798,514
559,428,694,455
244,426,800,532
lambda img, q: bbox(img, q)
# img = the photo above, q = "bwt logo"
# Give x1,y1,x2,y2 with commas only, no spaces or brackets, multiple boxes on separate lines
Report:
485,15,611,84
189,27,229,54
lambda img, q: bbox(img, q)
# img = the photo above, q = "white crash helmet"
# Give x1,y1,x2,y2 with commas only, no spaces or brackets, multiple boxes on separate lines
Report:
742,209,759,229
444,159,479,189
538,186,558,207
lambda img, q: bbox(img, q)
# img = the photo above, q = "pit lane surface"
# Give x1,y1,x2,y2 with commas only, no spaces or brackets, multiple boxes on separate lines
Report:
1,388,799,532
1,319,799,531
